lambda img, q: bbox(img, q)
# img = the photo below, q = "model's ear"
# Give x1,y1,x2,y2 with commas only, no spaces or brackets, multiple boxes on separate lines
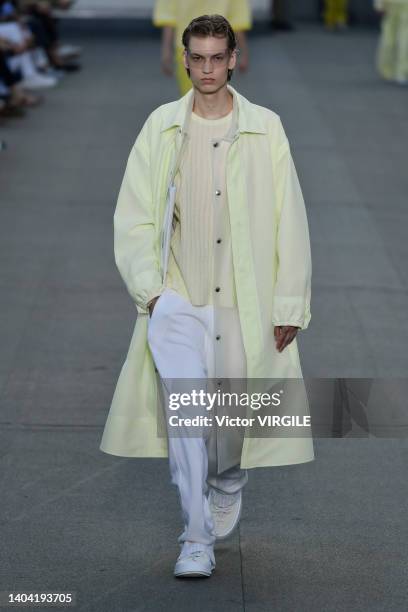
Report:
182,49,189,70
228,49,237,70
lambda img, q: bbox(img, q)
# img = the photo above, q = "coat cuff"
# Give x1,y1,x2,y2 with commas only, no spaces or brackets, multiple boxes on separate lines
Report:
146,287,166,308
272,297,311,330
134,283,166,315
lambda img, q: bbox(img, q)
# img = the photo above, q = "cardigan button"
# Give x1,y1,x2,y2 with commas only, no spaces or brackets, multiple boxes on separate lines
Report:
216,238,222,244
215,189,221,196
216,335,221,340
213,141,219,147
215,287,220,292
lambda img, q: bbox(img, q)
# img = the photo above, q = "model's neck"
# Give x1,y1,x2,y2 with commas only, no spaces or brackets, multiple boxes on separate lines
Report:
192,88,233,120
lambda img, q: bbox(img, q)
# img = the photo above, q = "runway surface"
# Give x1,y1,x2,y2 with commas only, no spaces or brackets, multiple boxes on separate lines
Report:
0,23,407,611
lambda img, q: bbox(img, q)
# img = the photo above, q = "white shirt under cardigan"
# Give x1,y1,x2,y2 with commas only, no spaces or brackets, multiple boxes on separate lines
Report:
164,102,248,474
168,109,237,307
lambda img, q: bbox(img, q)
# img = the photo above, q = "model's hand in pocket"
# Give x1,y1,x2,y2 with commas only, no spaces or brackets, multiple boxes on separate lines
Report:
148,295,161,318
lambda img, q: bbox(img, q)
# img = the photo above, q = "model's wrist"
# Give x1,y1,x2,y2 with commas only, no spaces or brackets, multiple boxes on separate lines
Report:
147,295,160,314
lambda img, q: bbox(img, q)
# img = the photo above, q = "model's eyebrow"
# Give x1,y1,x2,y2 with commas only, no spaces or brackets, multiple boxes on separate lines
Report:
189,50,228,56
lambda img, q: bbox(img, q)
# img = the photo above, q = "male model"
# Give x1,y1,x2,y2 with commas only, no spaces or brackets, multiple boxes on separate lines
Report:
153,0,251,95
100,14,314,579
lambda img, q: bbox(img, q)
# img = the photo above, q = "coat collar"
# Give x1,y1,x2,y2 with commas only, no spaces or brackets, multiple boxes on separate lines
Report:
159,84,267,137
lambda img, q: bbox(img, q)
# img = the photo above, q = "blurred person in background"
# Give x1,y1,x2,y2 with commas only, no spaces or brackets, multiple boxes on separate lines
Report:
323,0,349,31
0,40,41,114
153,0,251,95
17,0,81,72
374,0,408,84
1,45,25,116
0,1,57,87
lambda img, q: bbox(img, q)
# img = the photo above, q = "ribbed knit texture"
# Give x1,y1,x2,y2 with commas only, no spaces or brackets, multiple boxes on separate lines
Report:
170,109,233,305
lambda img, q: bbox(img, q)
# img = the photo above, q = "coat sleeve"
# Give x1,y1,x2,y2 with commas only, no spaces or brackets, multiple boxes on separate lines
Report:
271,119,312,330
113,115,165,315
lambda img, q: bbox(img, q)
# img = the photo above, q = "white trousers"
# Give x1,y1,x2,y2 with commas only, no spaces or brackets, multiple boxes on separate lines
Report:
147,288,248,551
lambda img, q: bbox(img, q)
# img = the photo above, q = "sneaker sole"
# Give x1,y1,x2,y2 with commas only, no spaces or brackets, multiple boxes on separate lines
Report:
174,570,213,578
174,561,215,578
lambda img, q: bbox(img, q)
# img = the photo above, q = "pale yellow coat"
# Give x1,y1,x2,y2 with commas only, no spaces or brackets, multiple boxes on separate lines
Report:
99,85,315,468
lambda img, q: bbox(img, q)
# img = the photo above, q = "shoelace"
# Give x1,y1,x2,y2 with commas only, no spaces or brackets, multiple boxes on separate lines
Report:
212,504,233,514
181,551,213,565
191,551,206,559
190,551,215,567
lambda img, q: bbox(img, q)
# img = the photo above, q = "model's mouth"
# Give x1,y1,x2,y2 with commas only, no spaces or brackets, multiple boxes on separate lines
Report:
202,78,215,82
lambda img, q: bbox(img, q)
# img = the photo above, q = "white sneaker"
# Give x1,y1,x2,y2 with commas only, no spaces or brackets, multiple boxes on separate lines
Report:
44,67,65,80
208,488,242,540
21,74,57,89
174,550,215,578
57,44,82,59
32,47,50,70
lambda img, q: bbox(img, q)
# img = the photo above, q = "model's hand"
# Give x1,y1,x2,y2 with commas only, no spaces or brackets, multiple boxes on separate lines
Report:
148,296,160,318
274,325,299,352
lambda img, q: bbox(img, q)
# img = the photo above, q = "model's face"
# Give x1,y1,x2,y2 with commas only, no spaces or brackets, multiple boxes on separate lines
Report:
183,35,236,94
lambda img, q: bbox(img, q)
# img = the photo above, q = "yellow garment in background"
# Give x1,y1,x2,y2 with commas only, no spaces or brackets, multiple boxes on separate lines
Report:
323,0,349,27
375,0,408,82
175,49,193,96
153,0,252,95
